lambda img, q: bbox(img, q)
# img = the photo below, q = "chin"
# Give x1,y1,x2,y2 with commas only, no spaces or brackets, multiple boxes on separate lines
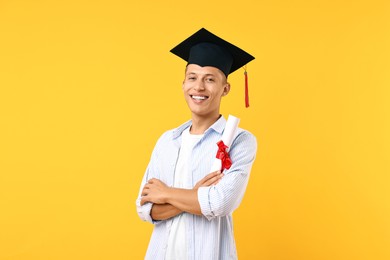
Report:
191,109,217,118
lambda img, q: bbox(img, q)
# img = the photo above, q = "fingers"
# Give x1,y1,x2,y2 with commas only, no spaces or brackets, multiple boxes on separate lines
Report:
147,178,166,187
203,172,223,186
141,183,150,196
195,171,224,188
204,171,222,182
199,171,220,184
194,170,225,189
148,178,156,184
140,178,167,205
205,171,221,179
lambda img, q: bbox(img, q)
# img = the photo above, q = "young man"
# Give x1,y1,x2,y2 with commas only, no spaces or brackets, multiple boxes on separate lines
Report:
136,28,257,260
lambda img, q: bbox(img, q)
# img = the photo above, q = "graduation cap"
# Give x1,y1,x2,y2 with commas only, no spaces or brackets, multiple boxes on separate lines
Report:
170,28,255,107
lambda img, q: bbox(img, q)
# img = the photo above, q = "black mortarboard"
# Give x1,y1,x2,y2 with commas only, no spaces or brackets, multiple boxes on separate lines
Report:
170,28,255,107
170,28,254,77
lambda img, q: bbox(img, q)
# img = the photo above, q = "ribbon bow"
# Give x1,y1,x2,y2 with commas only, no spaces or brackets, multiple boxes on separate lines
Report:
216,140,232,171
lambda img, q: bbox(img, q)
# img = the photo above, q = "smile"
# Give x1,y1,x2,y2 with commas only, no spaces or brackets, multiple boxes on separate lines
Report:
190,95,209,100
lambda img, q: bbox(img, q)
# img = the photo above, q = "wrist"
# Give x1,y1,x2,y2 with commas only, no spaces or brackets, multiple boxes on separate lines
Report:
164,187,175,204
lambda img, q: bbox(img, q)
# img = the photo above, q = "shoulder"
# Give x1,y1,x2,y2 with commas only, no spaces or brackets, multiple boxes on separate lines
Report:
231,128,257,152
154,129,174,148
236,128,257,144
153,120,191,147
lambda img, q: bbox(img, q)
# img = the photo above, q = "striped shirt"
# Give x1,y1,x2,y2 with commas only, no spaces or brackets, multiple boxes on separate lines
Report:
136,116,257,260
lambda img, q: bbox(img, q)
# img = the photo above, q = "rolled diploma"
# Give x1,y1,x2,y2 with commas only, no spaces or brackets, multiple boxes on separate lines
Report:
210,115,240,172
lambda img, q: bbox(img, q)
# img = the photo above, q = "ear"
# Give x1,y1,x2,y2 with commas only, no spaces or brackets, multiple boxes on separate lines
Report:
222,83,231,96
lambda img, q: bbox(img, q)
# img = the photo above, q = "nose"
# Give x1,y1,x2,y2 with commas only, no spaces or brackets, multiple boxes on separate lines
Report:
193,80,205,91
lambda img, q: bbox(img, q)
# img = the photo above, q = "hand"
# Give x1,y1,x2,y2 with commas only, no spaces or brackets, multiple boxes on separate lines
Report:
194,171,224,190
140,178,170,206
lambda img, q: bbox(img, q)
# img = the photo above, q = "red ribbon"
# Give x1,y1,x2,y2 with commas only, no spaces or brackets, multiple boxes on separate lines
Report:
216,140,232,171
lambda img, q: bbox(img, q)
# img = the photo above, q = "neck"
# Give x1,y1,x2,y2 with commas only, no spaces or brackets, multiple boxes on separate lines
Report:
190,113,221,135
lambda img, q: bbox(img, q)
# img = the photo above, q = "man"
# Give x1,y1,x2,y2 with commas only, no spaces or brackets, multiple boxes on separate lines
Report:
136,28,257,260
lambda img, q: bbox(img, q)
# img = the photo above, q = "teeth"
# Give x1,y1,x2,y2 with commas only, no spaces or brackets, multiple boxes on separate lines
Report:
192,95,207,100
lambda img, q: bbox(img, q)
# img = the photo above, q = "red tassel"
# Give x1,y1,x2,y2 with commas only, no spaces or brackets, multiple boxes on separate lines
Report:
244,70,249,108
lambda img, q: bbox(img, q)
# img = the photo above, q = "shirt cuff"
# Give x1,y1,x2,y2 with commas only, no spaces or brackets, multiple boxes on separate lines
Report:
136,200,155,224
197,186,215,221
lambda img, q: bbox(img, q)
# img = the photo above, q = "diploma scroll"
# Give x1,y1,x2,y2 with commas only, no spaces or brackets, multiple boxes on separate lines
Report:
210,115,240,172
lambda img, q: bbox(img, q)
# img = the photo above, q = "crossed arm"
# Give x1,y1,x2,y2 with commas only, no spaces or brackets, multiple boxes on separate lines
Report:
140,171,223,220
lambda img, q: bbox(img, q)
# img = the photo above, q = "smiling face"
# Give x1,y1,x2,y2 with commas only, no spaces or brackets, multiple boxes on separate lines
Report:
183,64,230,120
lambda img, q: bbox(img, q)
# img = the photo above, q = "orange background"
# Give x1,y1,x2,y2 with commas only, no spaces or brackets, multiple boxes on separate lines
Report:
0,0,389,259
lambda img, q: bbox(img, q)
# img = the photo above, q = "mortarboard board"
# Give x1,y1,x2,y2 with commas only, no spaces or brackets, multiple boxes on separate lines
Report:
170,28,255,107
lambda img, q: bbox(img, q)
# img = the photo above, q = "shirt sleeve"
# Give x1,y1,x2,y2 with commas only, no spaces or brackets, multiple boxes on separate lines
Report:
136,167,158,224
198,130,257,221
135,134,165,224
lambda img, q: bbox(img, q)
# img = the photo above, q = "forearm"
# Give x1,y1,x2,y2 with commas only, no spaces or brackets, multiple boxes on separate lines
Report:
151,203,183,220
165,188,202,216
141,177,216,217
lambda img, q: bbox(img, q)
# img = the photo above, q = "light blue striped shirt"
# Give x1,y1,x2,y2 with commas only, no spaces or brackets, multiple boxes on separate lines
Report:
136,116,257,260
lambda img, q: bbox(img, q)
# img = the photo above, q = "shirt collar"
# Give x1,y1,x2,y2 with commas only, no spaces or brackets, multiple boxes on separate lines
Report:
172,115,226,140
172,120,192,139
206,115,226,135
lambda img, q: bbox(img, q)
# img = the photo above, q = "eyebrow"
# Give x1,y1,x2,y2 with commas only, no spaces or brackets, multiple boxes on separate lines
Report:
186,72,216,77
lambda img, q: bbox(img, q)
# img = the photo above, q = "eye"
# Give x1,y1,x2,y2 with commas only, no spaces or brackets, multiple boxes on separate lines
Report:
206,77,215,82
